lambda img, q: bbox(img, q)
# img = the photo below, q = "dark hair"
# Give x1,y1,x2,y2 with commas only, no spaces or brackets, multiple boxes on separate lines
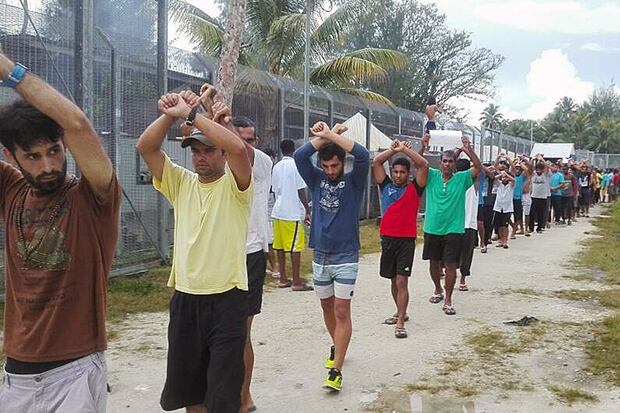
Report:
456,158,471,171
535,161,545,170
0,99,63,153
232,116,256,136
427,96,436,106
442,150,457,162
392,157,411,171
318,143,346,162
279,139,295,156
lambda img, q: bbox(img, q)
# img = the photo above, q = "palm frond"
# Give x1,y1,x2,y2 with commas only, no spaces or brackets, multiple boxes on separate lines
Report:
313,0,365,51
332,88,395,106
264,13,306,75
170,0,224,56
345,48,409,71
311,56,389,85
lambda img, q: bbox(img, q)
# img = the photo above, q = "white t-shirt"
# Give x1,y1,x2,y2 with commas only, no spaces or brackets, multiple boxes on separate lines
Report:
246,149,273,254
271,156,306,221
464,186,478,230
531,171,551,199
494,181,515,213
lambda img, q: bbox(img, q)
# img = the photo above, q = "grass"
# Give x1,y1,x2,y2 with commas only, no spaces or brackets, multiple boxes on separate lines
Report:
554,288,620,309
499,288,543,297
574,202,620,385
547,384,599,405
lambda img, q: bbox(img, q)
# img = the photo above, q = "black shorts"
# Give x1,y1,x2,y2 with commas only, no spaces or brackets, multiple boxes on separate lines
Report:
379,236,416,278
513,199,523,222
579,187,591,206
422,233,462,264
247,250,267,316
494,211,511,227
160,289,247,412
425,120,436,133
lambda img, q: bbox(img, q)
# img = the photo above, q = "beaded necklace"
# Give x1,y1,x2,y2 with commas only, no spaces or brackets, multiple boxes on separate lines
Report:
14,176,77,270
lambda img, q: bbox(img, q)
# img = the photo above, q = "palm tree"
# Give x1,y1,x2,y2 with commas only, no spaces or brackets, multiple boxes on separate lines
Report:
479,103,504,130
216,0,247,105
568,110,592,149
588,117,620,153
556,96,576,121
171,0,407,103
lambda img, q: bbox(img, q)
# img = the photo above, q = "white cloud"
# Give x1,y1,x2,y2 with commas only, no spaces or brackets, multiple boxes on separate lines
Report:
523,49,593,119
474,1,620,34
580,42,620,53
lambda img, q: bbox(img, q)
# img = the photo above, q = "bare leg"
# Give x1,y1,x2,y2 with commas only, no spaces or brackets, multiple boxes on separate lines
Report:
241,317,255,413
429,260,443,295
333,298,352,370
320,296,336,341
266,246,276,273
395,275,409,328
444,263,458,306
186,405,207,413
291,251,303,287
277,250,288,285
477,220,485,247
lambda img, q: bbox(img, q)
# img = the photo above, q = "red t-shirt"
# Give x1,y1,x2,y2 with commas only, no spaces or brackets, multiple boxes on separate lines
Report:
1,161,121,362
379,177,423,238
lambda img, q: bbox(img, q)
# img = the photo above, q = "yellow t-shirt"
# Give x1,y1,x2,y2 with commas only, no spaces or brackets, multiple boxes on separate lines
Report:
154,155,253,294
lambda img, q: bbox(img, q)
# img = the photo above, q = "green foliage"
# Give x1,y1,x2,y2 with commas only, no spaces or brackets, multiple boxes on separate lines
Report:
172,0,406,103
502,85,620,151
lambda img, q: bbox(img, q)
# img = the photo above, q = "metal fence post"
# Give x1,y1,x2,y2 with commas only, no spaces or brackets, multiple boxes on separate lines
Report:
157,0,170,260
74,0,94,119
365,108,372,219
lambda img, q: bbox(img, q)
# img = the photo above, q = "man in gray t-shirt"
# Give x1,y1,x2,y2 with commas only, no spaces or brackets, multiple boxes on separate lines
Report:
529,155,551,233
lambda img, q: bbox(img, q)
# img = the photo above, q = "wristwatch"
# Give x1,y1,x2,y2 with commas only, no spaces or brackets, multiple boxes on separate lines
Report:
1,63,28,88
185,106,198,126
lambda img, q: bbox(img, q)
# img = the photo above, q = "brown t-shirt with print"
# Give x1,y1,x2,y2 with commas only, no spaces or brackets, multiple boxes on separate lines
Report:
0,161,121,362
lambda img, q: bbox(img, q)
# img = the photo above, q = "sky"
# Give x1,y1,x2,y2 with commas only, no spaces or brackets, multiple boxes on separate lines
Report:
418,0,620,123
173,0,619,125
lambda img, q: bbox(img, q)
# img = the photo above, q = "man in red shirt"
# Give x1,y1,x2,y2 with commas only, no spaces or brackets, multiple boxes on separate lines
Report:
372,139,429,338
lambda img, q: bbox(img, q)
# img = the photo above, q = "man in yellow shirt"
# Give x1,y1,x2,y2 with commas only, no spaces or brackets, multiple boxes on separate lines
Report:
137,91,252,413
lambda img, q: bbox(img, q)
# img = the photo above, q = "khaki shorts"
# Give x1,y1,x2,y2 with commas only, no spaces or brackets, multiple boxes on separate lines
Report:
0,352,107,413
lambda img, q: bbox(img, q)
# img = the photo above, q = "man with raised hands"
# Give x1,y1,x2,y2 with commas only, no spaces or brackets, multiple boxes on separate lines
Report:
137,90,252,413
372,138,429,339
294,121,370,392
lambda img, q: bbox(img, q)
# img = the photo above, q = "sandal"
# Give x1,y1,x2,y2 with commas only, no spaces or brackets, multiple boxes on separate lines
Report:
480,246,487,253
442,304,456,315
278,281,292,288
429,293,444,304
291,284,313,291
459,284,469,291
383,314,410,325
503,245,509,249
394,326,408,339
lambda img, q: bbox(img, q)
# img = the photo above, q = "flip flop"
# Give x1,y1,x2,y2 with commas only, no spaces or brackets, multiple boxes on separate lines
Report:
291,284,313,291
429,293,444,304
278,281,292,288
394,326,408,339
442,304,456,315
480,246,487,253
248,406,257,413
459,284,469,291
383,314,410,325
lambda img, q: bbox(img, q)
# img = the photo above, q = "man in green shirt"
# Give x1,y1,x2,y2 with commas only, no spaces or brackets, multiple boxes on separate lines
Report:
421,135,482,315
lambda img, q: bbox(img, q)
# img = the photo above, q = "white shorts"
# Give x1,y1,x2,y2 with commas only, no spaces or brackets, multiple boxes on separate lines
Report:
0,352,107,413
522,193,532,216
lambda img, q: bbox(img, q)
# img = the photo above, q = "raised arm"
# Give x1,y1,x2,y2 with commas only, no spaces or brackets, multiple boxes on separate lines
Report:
0,51,113,197
400,140,430,187
418,133,430,156
310,121,355,153
372,141,397,185
460,135,482,178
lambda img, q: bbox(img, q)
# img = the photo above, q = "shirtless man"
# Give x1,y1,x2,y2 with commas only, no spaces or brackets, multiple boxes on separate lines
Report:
425,96,442,133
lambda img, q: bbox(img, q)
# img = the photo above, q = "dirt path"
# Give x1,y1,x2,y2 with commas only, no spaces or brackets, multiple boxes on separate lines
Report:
107,207,620,412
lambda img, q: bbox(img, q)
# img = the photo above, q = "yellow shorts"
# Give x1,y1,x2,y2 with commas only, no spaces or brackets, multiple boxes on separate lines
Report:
272,219,305,252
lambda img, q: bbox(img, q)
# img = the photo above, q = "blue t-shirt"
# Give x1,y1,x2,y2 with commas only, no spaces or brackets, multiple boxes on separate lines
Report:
294,142,370,257
550,171,564,197
513,174,524,200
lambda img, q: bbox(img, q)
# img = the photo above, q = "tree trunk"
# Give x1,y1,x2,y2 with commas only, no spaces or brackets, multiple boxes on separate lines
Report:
215,0,247,107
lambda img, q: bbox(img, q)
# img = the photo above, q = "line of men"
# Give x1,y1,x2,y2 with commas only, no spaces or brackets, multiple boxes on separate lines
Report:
0,47,613,413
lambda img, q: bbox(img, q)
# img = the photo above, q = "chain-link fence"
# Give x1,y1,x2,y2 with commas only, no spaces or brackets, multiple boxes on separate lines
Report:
1,0,618,288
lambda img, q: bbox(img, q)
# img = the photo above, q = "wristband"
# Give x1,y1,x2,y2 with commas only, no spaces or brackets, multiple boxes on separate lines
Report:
185,106,198,126
1,63,28,88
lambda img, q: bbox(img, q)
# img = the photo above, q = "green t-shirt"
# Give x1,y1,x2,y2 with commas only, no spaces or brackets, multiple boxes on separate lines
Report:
423,168,474,235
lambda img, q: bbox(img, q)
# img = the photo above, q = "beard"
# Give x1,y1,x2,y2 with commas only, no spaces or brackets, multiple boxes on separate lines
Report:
17,160,68,194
